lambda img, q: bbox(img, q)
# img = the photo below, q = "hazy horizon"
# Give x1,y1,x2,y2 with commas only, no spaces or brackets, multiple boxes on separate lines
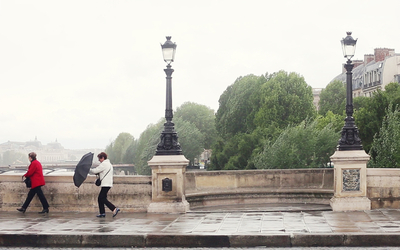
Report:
1,0,399,149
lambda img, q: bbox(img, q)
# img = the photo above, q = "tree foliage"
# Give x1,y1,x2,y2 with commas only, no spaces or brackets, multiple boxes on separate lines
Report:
174,102,217,149
174,117,204,165
354,83,400,152
133,120,164,175
253,119,338,169
1,151,29,165
131,103,212,174
254,71,316,130
315,111,345,133
369,105,400,168
209,131,261,170
215,74,266,139
106,132,135,164
211,70,317,170
318,80,346,115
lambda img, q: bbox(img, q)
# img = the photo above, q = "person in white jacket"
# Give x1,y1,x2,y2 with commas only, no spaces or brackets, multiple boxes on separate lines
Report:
91,152,120,218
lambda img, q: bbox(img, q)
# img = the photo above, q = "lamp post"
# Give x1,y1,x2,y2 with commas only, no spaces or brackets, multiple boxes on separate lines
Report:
156,36,182,155
337,32,363,151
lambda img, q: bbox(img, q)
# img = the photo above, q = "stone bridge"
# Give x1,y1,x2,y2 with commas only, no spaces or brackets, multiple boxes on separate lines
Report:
0,168,398,212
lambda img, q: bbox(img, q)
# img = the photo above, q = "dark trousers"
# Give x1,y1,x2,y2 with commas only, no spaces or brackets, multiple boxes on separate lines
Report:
22,186,49,210
98,187,116,214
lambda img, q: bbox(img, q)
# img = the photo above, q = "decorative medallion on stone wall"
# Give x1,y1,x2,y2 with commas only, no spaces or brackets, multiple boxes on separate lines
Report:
162,178,172,192
342,169,360,191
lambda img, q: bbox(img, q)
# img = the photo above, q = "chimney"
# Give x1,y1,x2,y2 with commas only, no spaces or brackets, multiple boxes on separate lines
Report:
353,60,364,69
342,60,364,73
364,54,374,65
374,48,395,62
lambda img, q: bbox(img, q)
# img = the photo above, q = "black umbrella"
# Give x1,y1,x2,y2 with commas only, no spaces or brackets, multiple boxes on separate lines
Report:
73,152,94,187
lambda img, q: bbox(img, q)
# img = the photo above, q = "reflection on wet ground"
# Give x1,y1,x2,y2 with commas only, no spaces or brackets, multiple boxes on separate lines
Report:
2,205,400,235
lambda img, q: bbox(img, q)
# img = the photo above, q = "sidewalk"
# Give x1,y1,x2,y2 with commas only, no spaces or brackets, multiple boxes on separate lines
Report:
1,204,400,248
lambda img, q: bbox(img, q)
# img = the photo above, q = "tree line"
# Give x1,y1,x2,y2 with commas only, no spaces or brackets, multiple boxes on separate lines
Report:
106,70,400,174
105,102,217,175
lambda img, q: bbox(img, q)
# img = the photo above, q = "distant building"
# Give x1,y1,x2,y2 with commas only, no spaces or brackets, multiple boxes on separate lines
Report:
312,88,323,111
332,48,400,97
0,137,103,166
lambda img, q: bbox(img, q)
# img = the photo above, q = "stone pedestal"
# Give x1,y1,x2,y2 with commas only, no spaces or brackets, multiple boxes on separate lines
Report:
147,155,190,213
330,150,371,211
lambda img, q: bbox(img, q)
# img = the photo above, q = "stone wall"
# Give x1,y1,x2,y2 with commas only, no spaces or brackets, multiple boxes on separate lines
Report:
1,168,400,212
367,168,400,209
0,175,152,212
185,169,334,208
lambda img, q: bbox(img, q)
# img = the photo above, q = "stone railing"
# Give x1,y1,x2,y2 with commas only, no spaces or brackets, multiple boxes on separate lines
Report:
185,169,334,208
367,168,400,209
0,175,152,212
1,168,399,212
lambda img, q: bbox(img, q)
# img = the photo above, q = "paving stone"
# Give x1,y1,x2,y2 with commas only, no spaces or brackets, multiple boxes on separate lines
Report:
2,207,400,247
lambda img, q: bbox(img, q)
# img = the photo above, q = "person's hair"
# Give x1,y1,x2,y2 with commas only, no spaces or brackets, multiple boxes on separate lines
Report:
97,152,108,160
28,152,37,161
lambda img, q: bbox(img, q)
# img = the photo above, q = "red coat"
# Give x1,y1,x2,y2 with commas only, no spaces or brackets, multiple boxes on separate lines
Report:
24,160,45,189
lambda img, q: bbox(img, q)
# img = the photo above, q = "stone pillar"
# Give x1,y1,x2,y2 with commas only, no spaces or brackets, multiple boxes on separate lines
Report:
330,150,371,211
147,155,190,213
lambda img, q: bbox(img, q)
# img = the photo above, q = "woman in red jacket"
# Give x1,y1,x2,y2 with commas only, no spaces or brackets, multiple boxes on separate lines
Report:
17,152,49,214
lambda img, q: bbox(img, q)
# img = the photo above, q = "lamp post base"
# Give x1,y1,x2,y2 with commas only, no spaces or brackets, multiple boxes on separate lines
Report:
147,200,190,214
147,155,190,214
330,150,371,211
330,197,371,211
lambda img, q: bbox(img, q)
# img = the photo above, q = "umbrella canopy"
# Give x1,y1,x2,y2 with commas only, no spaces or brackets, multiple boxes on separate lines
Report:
73,152,94,187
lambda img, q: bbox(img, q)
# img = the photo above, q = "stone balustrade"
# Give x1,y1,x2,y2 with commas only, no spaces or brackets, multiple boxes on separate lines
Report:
0,175,152,212
185,169,334,208
0,168,399,212
367,168,400,209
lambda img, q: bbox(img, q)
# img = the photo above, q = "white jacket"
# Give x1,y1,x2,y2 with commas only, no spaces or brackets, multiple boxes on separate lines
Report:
91,159,113,187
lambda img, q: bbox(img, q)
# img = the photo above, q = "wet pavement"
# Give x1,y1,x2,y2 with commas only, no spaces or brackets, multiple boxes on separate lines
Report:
1,248,400,250
2,204,400,247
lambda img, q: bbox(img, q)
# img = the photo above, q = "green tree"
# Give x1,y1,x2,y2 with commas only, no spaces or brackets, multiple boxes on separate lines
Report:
354,82,400,152
369,105,400,168
253,119,338,169
132,116,205,173
384,82,400,103
353,96,369,111
133,120,164,175
215,74,266,139
254,71,316,130
105,132,135,164
212,70,316,170
2,151,29,165
174,102,217,149
174,117,204,165
122,141,137,164
316,111,345,133
209,131,261,170
318,80,346,115
212,73,267,170
354,91,391,152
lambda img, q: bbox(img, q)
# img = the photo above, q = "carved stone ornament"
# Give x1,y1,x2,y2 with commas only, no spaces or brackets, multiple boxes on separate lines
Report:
342,169,360,192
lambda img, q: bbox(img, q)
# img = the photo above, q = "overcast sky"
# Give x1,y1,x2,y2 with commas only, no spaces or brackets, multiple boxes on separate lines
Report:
1,0,399,150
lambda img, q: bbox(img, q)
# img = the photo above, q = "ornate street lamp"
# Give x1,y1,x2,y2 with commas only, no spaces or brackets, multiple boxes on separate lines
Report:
156,36,182,155
337,32,363,151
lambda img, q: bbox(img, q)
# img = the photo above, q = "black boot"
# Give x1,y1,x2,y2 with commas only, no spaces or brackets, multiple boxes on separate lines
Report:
38,208,49,214
17,207,26,213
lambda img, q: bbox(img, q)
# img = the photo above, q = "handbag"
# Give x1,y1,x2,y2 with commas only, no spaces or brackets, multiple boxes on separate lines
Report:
23,177,31,188
95,178,101,186
95,168,111,186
